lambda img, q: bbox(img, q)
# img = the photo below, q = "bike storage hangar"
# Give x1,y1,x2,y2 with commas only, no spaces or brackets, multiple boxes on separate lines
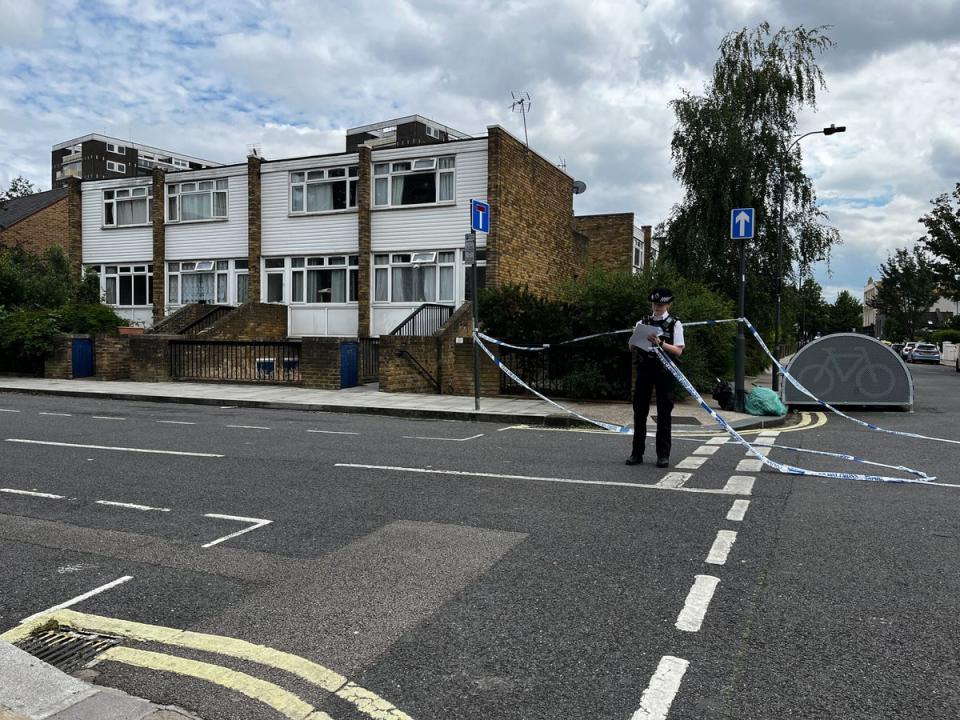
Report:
783,333,913,409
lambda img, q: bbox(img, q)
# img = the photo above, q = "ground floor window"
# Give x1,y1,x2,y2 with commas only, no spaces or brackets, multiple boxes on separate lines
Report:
88,264,153,306
167,259,244,305
291,255,359,303
374,250,455,303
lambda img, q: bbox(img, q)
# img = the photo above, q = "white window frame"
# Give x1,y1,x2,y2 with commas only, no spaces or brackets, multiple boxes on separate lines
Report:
102,186,152,227
94,263,153,307
166,178,229,223
373,250,456,304
264,258,286,303
106,143,126,155
289,254,359,304
372,155,455,208
289,166,359,215
166,259,237,306
106,160,126,173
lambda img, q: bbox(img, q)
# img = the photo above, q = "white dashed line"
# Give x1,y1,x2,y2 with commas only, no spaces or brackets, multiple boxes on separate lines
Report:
726,499,750,521
0,409,21,413
226,425,271,430
722,476,755,495
20,576,133,624
706,436,729,445
746,446,771,457
92,416,125,421
655,472,691,489
0,488,65,499
675,574,720,632
705,530,738,565
6,439,223,458
157,420,197,425
737,458,763,472
96,500,171,512
754,436,776,446
676,456,707,469
631,655,689,720
38,412,71,417
402,433,485,442
306,429,360,435
692,445,719,456
201,514,272,548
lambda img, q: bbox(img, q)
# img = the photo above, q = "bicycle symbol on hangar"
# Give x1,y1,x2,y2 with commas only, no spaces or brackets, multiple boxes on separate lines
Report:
794,345,896,400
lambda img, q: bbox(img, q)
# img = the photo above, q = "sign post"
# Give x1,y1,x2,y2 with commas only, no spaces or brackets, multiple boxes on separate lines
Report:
469,200,490,411
730,208,754,413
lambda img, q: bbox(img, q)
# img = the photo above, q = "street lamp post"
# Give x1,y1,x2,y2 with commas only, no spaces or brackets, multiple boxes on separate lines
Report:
772,123,846,392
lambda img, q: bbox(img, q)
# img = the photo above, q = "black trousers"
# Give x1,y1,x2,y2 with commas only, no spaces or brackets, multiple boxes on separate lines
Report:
632,355,674,459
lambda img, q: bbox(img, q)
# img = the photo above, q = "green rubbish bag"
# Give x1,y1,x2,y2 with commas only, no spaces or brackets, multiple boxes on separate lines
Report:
744,387,787,416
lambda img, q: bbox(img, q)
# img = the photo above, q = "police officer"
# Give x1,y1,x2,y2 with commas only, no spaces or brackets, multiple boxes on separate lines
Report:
626,287,685,468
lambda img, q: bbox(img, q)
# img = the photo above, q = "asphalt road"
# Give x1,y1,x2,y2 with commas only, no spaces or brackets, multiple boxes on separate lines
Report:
1,362,958,720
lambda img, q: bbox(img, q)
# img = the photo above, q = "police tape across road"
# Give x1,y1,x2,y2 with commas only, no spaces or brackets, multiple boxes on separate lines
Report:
473,328,938,484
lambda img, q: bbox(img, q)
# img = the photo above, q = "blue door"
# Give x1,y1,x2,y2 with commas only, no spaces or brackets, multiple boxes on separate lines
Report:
72,338,94,378
340,342,358,389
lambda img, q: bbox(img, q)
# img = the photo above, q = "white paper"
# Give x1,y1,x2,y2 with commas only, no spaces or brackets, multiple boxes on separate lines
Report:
629,323,664,351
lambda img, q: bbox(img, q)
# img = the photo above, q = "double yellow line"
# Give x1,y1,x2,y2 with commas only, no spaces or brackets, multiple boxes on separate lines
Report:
2,609,413,720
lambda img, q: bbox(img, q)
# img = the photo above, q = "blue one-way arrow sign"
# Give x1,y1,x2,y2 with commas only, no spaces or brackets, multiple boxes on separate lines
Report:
730,207,754,240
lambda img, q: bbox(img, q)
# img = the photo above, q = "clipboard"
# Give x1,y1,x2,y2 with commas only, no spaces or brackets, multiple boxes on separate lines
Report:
628,323,663,351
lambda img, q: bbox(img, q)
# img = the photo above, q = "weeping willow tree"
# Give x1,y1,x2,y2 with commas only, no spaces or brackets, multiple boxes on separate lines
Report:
662,23,840,330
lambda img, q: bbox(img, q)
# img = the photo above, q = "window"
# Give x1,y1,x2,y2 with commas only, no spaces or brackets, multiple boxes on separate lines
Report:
96,264,153,306
103,187,152,227
106,143,125,155
166,179,228,222
290,255,359,304
166,260,238,305
172,158,190,169
290,166,358,213
235,259,248,304
374,251,455,303
373,155,455,207
265,258,285,303
106,160,126,173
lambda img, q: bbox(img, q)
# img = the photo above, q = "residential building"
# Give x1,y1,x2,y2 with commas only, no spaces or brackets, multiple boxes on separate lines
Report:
79,115,641,335
863,275,958,338
52,134,221,188
0,184,83,272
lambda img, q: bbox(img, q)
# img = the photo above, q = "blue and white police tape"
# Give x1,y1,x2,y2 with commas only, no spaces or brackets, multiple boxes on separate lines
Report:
652,346,935,484
741,318,960,447
473,332,631,435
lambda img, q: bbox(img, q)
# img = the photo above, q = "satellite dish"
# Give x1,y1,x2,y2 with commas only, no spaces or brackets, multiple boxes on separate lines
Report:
572,180,587,195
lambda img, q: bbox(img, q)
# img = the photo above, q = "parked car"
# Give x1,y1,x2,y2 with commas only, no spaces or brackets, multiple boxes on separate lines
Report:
907,343,941,364
901,342,916,360
890,343,905,357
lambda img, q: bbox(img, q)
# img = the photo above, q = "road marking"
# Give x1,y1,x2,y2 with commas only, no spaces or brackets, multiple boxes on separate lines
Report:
98,647,330,720
737,458,763,472
92,416,125,421
402,433,485,442
20,576,132,624
692,445,719,456
0,409,21,413
96,500,171,512
746,446,771,457
758,430,780,437
675,574,720,632
336,464,755,495
38,412,71,417
676,456,707,469
631,655,689,720
157,420,197,425
706,436,729,445
706,530,738,565
226,424,271,430
726,499,751,521
202,514,272,548
306,429,360,435
6,439,224,458
754,436,776,446
722,476,755,495
1,609,413,720
1,487,65,499
655,472,690,489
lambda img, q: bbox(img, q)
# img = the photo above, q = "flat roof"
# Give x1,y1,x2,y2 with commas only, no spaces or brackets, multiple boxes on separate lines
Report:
52,133,222,166
346,115,472,140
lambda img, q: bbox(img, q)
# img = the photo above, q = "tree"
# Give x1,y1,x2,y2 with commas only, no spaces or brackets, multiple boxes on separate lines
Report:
797,276,829,340
920,182,960,300
827,290,863,334
0,176,38,211
868,247,938,340
662,23,840,326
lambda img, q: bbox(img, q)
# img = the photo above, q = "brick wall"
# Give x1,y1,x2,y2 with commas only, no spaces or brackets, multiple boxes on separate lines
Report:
449,338,501,396
301,337,344,390
486,126,578,297
0,197,70,261
574,213,635,273
66,178,83,277
129,335,175,381
149,303,217,334
44,336,74,379
247,155,263,301
356,145,372,337
203,302,287,340
437,302,476,394
95,334,131,380
378,336,441,393
151,168,166,323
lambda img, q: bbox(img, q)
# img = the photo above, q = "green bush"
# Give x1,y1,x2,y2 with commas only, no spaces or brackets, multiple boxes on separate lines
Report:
0,309,61,359
931,329,960,346
59,303,123,335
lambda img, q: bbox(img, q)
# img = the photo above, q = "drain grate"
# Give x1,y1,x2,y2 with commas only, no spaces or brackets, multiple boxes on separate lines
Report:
16,628,120,674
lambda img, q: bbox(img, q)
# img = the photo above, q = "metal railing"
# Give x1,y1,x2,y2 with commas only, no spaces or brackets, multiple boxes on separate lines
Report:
388,303,454,336
170,340,302,384
396,349,440,392
180,305,235,336
359,337,380,383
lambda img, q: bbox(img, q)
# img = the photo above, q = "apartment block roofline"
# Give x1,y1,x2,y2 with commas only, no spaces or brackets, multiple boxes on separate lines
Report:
486,124,574,179
52,133,223,167
347,115,472,140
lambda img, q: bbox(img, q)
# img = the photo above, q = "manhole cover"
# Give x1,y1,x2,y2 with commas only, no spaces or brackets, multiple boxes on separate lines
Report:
16,628,120,674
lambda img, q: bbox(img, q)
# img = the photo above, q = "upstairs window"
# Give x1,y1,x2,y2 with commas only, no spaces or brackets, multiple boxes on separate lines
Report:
373,155,455,207
106,160,126,173
106,143,126,155
103,186,152,227
290,166,358,213
166,179,228,222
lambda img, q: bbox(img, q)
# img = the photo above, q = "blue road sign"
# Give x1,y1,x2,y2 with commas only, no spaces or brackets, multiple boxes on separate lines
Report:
730,207,754,240
471,199,490,233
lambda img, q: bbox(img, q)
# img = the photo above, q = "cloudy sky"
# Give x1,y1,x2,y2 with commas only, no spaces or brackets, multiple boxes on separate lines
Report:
1,0,958,301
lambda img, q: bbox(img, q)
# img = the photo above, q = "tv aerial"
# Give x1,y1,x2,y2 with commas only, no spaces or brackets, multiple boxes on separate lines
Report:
510,92,532,150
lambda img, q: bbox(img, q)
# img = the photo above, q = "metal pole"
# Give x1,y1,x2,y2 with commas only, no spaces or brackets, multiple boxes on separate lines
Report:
735,237,746,413
470,232,481,411
773,154,785,392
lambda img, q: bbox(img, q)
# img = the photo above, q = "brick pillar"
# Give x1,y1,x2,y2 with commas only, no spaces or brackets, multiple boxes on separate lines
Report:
65,177,83,279
357,145,372,337
642,225,652,270
485,127,503,289
247,154,263,302
151,168,166,324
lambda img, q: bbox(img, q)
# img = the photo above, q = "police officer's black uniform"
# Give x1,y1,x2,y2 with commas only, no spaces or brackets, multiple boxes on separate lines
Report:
627,289,681,468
